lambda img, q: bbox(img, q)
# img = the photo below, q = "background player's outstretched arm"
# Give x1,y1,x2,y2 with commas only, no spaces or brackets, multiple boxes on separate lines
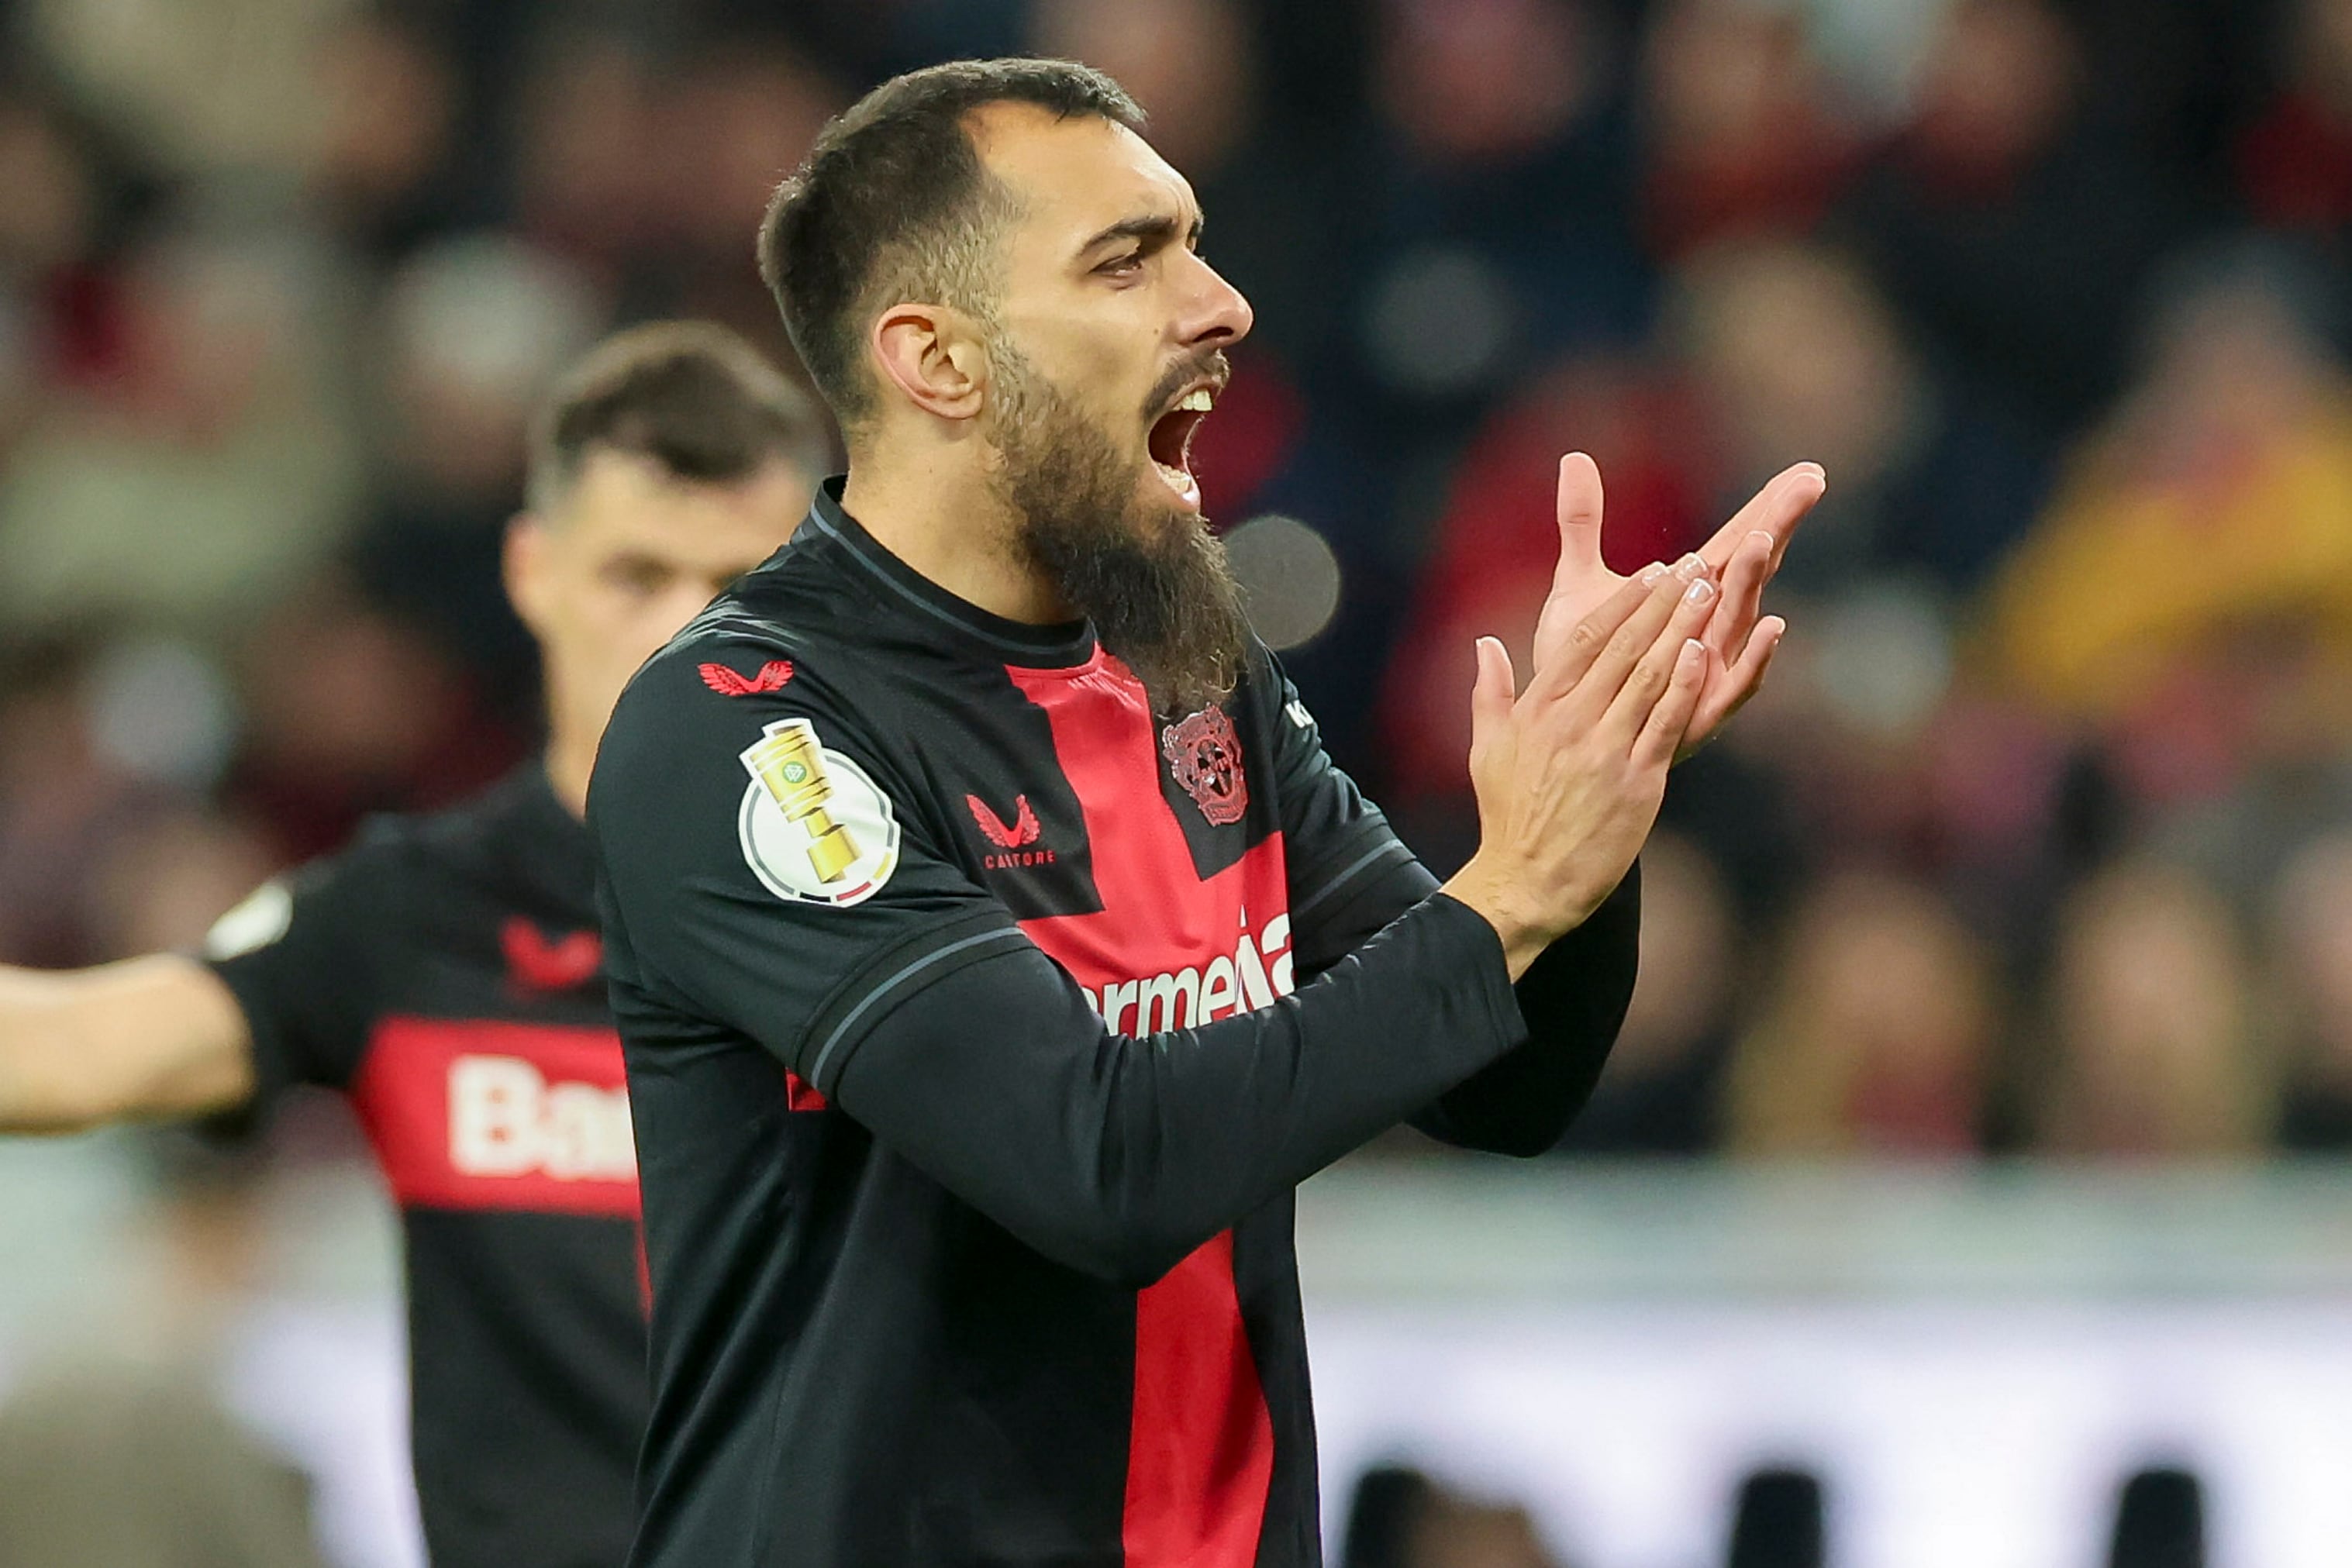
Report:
0,956,255,1132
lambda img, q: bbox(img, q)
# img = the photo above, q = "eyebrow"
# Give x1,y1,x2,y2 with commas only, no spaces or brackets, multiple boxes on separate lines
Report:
1078,211,1205,258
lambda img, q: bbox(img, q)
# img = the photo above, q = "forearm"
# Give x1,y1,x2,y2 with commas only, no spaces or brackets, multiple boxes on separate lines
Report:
824,894,1526,1286
1413,863,1640,1155
1290,852,1642,1156
0,967,109,1132
0,958,254,1133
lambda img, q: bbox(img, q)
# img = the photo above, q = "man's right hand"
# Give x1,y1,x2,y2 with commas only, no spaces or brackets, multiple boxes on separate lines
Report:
1441,557,1715,980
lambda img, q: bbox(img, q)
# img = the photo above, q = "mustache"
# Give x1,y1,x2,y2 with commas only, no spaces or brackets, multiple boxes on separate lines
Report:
1140,349,1231,422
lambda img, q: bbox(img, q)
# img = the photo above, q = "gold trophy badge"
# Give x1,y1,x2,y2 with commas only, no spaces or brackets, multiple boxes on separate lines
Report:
745,722,861,884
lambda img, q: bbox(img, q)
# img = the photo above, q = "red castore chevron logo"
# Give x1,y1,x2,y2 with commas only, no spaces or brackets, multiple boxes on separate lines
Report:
501,917,603,992
699,660,794,697
966,794,1042,849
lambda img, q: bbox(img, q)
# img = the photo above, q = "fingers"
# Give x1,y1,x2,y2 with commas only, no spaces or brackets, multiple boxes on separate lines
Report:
1699,462,1825,578
1468,636,1516,762
1597,566,1719,739
1634,639,1709,770
1688,613,1787,746
1524,567,1664,705
1705,529,1774,661
1730,614,1787,690
1550,452,1605,593
1536,559,1692,710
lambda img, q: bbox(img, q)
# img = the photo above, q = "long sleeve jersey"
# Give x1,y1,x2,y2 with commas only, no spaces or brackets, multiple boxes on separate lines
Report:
589,481,1640,1568
209,768,645,1568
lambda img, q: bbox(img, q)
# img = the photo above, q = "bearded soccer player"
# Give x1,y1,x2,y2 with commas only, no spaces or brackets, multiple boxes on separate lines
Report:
0,322,826,1568
591,60,1823,1568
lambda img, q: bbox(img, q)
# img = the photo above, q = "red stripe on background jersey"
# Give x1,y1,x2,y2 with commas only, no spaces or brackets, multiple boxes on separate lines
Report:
350,1016,641,1219
1005,651,1279,1568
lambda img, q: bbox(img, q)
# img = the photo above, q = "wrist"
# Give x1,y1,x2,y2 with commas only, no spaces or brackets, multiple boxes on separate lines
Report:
1440,857,1556,982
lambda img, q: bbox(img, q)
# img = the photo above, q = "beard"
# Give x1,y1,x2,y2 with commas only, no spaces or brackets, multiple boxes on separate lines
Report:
985,341,1250,716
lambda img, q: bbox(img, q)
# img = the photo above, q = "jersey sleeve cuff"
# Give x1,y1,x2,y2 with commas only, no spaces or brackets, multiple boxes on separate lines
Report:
199,956,302,1110
1419,891,1530,1050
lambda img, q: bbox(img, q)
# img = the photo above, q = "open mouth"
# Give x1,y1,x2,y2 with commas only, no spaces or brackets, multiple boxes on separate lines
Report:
1147,384,1217,510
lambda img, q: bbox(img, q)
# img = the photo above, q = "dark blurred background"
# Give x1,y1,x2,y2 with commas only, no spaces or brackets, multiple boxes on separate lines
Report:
9,0,2352,1167
7,0,2352,1562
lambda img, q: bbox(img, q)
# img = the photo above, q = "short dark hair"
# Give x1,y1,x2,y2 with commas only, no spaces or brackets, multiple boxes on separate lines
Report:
757,58,1144,429
526,321,833,513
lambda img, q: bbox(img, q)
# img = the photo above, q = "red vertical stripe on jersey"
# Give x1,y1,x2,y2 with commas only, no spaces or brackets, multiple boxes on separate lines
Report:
1009,652,1209,948
350,1016,641,1219
1123,1232,1276,1567
1005,652,1278,1566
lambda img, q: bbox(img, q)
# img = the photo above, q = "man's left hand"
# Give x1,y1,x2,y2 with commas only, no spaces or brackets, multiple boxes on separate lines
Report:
1529,451,1824,759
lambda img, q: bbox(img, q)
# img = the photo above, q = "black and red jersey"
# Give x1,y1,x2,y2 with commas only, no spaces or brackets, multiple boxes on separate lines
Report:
590,480,1640,1568
205,767,643,1568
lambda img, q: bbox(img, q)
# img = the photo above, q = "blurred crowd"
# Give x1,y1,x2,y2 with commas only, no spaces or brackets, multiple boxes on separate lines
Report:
3,0,2352,1164
1330,1460,2209,1568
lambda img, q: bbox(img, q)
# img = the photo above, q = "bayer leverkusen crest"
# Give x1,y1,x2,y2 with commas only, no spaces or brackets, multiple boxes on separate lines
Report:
1160,705,1248,826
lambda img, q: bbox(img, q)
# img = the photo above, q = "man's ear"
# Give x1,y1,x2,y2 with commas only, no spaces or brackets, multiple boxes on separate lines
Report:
871,303,988,424
503,512,553,636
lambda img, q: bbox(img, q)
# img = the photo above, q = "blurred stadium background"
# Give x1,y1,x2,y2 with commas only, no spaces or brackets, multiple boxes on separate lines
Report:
5,0,2352,1562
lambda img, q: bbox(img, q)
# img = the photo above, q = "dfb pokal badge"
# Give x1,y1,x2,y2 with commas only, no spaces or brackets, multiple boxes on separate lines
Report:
738,719,901,907
1160,705,1248,826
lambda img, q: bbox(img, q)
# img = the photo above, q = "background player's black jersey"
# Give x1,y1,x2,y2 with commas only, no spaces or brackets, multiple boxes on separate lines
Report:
206,767,644,1568
591,481,1640,1568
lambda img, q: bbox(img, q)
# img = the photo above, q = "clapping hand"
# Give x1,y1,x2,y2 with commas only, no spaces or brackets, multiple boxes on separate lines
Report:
1440,451,1822,975
1532,451,1823,757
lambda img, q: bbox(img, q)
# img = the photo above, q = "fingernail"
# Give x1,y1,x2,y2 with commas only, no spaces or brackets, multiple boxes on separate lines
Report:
1640,563,1670,584
1675,553,1705,577
1685,577,1715,604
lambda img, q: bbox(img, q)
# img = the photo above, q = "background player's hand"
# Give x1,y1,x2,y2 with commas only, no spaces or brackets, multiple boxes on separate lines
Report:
1443,560,1716,979
1534,451,1824,759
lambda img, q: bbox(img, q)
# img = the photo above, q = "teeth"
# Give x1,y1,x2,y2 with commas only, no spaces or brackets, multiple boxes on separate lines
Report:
1154,460,1197,500
1178,388,1215,412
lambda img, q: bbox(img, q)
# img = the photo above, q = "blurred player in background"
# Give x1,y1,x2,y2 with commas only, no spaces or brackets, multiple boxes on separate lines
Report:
0,320,828,1568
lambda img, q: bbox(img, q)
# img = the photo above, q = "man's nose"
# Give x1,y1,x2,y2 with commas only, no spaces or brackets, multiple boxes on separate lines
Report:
1174,250,1254,350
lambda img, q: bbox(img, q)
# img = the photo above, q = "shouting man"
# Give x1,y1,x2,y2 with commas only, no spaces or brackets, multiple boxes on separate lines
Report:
591,60,1822,1568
